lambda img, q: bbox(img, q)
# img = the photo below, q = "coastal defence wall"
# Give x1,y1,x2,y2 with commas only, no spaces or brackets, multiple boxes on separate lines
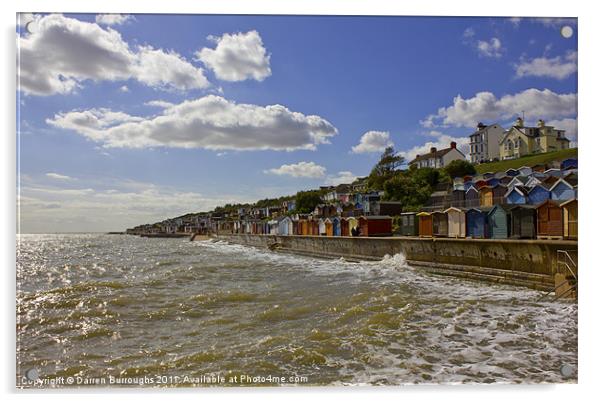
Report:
214,234,578,292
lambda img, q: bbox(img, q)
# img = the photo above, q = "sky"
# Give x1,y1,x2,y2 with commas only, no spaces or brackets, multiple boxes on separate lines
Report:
16,13,578,233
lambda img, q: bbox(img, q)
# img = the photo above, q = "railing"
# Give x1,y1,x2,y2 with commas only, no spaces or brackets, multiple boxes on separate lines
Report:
556,249,577,278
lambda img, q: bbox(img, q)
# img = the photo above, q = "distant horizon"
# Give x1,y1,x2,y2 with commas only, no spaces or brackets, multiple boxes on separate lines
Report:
17,13,577,233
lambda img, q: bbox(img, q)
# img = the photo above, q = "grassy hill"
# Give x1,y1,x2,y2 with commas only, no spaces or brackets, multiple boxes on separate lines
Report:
475,148,578,174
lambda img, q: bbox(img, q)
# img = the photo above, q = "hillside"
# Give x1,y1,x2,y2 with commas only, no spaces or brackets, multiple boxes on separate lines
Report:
475,148,578,174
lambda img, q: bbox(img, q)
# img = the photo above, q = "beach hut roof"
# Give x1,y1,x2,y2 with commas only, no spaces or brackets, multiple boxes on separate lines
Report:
466,207,493,214
416,211,432,216
535,199,561,209
399,211,418,216
487,204,512,214
508,204,537,210
504,185,529,198
548,178,575,192
560,198,578,207
444,207,464,213
362,215,393,220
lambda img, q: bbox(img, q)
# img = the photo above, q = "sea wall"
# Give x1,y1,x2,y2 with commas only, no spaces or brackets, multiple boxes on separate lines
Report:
215,234,578,292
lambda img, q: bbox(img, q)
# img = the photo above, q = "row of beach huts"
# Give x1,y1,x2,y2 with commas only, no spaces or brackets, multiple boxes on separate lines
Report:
222,158,578,241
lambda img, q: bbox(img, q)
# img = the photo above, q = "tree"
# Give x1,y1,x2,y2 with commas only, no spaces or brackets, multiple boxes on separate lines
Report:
367,146,405,190
444,159,476,179
294,190,323,214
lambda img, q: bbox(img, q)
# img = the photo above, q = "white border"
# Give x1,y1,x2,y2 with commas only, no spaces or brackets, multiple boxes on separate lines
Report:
3,1,601,401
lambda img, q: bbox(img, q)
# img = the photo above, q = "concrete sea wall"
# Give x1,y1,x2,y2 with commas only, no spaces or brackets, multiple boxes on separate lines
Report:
215,234,578,292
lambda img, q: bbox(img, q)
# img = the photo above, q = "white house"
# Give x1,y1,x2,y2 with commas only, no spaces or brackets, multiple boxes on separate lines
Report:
469,122,505,163
409,142,466,169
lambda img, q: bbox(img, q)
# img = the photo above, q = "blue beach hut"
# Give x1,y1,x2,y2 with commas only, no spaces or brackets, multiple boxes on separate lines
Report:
487,205,511,239
528,184,551,205
466,208,490,238
332,216,341,236
504,186,529,205
550,179,577,202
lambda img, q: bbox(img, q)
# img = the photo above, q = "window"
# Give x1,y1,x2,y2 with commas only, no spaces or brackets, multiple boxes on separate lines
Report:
514,140,519,149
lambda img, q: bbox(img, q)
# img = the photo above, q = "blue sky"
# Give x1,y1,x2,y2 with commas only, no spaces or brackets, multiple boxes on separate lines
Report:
17,14,577,232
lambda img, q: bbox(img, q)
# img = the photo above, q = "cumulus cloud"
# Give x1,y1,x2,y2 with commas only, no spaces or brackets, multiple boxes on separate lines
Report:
18,14,209,95
95,14,133,26
324,171,359,186
46,172,74,181
196,30,271,82
476,37,503,58
119,85,129,92
514,51,577,80
398,131,469,162
351,131,394,154
421,88,577,128
47,95,338,151
264,162,327,178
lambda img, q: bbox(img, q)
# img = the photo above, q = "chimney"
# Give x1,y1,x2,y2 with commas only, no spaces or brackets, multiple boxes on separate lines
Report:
450,141,457,149
537,119,545,128
416,154,420,160
430,147,437,153
477,122,486,129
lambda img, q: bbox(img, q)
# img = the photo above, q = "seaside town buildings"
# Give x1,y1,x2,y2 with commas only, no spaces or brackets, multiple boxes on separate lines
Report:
127,118,577,241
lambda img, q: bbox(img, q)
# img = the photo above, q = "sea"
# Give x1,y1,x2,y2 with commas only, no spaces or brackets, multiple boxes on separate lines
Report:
16,233,578,387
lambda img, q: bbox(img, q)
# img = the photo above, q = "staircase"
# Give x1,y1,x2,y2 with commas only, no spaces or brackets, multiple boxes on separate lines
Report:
553,250,578,300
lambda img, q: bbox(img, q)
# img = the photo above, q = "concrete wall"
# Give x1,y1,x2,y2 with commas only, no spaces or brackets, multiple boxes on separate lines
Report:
215,234,578,292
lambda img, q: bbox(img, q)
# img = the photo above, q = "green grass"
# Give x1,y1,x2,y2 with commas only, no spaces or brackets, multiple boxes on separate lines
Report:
475,148,578,174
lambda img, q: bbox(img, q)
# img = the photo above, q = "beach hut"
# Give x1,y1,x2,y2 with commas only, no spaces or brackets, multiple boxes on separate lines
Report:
509,205,537,238
487,205,511,239
268,219,279,235
536,200,563,239
432,211,448,237
561,199,578,240
491,184,507,205
358,216,393,237
561,158,578,170
505,186,529,205
347,217,359,236
331,216,341,236
324,218,334,236
450,189,465,208
466,208,490,238
299,219,309,236
528,184,551,205
463,181,474,192
479,186,494,207
518,166,533,176
445,207,465,238
318,218,327,236
278,216,293,235
550,178,577,202
498,176,512,186
531,164,546,173
417,212,433,237
474,180,488,190
399,212,419,236
465,186,480,208
507,176,529,189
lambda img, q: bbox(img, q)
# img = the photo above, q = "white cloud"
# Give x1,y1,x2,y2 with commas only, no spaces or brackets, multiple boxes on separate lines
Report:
119,85,129,92
47,95,338,151
324,171,358,186
95,14,133,26
144,100,174,109
421,88,577,128
351,131,394,154
548,118,578,142
476,37,503,58
18,14,209,96
196,30,271,82
264,162,326,178
45,172,74,181
463,28,475,38
535,18,577,28
398,131,469,162
514,51,577,80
